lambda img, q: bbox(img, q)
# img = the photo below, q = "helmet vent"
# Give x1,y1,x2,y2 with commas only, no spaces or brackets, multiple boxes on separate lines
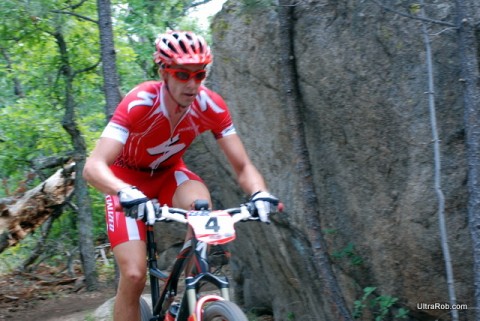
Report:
159,49,172,58
167,42,178,54
179,40,188,54
153,31,212,65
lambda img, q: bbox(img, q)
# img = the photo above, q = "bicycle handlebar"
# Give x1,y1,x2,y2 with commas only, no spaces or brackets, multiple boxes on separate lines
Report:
153,201,284,225
156,203,255,225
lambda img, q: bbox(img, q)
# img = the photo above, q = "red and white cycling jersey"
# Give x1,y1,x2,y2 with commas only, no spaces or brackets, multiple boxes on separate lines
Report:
101,81,236,248
101,80,236,171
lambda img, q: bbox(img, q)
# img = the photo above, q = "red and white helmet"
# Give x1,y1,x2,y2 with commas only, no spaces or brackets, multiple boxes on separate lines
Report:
153,31,212,66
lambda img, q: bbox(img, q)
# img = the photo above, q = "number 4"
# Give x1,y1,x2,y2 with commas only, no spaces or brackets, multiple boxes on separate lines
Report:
205,217,220,232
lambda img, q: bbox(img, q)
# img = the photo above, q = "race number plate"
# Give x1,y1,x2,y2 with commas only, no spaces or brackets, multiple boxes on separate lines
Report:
187,210,236,245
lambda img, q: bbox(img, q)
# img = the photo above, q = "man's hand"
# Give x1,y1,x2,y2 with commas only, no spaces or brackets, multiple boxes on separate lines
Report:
249,191,279,224
118,186,156,224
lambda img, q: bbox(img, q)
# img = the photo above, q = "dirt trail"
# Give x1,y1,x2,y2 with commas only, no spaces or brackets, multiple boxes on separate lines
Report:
0,270,116,321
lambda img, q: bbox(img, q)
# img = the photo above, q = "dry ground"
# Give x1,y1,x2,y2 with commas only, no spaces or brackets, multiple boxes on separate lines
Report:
0,264,274,321
0,265,116,321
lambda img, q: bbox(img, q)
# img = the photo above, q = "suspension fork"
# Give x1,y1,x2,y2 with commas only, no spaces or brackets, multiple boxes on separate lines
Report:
185,239,231,314
146,226,160,304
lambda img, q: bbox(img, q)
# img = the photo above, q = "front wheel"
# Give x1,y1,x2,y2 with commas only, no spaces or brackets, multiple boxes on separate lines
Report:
140,296,153,321
203,301,249,321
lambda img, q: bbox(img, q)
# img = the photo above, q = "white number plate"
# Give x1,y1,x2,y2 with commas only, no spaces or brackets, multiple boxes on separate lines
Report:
187,210,236,245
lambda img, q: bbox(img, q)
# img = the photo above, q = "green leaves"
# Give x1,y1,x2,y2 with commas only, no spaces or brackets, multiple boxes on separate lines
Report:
332,242,364,266
353,287,409,320
0,0,211,251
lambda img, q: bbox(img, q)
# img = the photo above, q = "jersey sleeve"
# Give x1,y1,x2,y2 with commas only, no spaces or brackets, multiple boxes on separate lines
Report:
195,87,237,139
101,122,129,144
103,81,161,143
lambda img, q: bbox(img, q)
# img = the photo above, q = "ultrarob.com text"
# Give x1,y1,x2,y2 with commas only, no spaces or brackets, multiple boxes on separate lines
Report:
417,303,468,310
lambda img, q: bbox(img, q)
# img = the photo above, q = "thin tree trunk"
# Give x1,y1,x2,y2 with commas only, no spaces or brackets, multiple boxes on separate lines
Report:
1,47,24,98
96,0,123,289
97,0,122,120
276,1,353,319
53,28,98,291
20,215,56,271
420,3,458,320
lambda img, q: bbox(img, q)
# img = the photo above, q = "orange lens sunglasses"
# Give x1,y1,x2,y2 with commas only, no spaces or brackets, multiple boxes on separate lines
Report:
163,68,207,83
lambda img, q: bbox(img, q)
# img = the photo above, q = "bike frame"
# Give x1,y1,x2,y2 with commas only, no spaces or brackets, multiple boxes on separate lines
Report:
146,224,230,320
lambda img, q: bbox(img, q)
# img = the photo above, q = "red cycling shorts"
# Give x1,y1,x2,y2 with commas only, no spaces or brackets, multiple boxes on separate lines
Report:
104,161,203,249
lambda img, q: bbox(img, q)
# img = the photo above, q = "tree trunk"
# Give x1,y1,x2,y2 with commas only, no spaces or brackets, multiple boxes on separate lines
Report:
96,0,123,289
420,4,458,319
97,0,122,120
1,48,24,98
0,164,75,253
54,28,98,291
74,159,98,290
276,1,353,320
20,215,56,271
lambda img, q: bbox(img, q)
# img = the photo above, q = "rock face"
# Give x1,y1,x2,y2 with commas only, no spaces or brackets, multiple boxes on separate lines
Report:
172,1,478,320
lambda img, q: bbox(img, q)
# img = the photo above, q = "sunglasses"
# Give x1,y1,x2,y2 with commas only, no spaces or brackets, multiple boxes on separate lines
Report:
163,68,207,83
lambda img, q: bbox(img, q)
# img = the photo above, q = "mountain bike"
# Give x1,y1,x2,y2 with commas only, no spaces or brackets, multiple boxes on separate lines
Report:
139,199,280,321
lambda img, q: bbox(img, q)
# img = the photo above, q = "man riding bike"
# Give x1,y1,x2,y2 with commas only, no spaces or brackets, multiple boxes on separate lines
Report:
83,30,279,321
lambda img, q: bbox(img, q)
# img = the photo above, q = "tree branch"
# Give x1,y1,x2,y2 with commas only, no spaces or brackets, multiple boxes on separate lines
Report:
73,58,101,77
64,0,90,10
50,10,98,24
369,0,456,27
1,48,25,98
419,2,459,320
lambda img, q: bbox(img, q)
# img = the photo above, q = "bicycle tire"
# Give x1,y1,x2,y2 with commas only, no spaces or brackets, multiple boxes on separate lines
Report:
140,296,153,321
202,301,249,321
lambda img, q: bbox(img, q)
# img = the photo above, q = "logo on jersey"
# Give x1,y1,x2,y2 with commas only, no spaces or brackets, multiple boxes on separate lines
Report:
196,90,225,113
128,91,157,112
147,134,186,169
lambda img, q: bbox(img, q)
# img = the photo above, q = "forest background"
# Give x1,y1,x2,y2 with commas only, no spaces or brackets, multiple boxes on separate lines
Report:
0,0,222,296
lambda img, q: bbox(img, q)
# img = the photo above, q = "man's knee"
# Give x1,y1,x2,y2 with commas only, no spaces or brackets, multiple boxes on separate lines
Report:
114,241,147,291
122,266,146,283
120,267,146,293
173,180,211,209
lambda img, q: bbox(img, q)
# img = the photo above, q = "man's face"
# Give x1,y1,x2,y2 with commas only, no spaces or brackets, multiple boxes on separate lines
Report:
162,64,207,107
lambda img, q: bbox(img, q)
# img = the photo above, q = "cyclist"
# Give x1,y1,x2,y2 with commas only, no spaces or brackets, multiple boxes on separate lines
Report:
83,30,279,321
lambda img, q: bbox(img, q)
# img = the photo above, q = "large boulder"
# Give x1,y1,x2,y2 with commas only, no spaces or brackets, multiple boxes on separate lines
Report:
179,1,476,320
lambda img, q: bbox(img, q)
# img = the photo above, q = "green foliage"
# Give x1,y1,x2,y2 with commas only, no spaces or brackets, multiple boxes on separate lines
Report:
0,223,78,274
112,0,209,81
0,100,71,197
332,242,364,266
0,0,212,271
238,0,274,15
353,287,409,321
409,3,421,15
286,311,296,320
0,235,38,274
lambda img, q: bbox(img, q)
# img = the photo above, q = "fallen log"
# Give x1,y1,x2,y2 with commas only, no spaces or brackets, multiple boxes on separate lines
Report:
0,164,75,253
